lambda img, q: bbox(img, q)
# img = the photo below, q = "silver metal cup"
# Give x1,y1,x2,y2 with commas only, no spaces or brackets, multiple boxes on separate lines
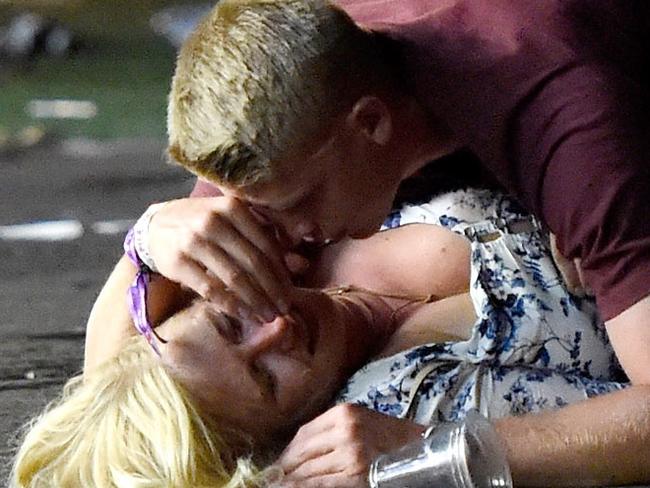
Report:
368,411,512,488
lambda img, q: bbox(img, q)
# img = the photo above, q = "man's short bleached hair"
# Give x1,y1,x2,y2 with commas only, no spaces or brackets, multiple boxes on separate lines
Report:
167,0,384,186
10,337,269,488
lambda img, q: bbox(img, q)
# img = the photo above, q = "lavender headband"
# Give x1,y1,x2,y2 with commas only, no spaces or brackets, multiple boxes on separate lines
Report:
123,227,167,356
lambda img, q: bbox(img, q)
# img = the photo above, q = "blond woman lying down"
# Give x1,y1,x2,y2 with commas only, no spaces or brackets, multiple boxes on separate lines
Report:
11,187,630,487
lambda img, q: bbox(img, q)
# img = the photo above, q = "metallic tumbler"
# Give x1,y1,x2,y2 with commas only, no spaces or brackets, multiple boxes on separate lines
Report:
368,411,512,488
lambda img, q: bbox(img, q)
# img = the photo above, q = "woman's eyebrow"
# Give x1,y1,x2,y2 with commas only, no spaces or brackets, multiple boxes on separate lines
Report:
223,316,244,343
201,307,242,343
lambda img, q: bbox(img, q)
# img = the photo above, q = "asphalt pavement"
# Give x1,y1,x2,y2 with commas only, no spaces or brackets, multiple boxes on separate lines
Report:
0,137,192,481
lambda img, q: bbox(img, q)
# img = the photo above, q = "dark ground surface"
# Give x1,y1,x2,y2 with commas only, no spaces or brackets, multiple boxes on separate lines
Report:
0,138,193,481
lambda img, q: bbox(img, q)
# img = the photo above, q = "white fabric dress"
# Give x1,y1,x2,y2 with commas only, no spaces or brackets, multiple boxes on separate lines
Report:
336,189,627,425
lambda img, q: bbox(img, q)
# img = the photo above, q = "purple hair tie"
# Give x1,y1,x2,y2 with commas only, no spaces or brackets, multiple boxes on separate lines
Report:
124,227,167,356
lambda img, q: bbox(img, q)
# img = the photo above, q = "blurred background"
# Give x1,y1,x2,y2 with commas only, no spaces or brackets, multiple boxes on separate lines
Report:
0,0,211,478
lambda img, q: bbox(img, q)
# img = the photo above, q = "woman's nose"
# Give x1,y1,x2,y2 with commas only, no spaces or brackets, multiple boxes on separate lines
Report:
243,316,295,358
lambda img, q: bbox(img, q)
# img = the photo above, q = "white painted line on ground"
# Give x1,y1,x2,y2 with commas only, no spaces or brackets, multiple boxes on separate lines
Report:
27,99,98,120
1,218,139,242
0,220,84,241
91,219,135,235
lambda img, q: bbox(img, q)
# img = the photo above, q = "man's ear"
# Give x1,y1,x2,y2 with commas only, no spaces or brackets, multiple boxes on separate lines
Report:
346,96,393,146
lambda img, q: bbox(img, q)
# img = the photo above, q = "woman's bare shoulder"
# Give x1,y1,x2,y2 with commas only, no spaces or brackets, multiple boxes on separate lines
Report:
312,223,471,300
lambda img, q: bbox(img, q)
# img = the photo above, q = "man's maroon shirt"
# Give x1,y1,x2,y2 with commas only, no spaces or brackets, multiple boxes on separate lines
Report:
329,0,649,321
193,0,649,321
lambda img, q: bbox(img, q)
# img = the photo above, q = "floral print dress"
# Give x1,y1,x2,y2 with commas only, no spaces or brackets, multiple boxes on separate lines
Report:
337,189,627,425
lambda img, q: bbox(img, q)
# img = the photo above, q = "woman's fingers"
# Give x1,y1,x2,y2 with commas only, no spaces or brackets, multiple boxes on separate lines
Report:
190,236,278,321
171,255,248,320
199,211,290,315
279,404,357,474
147,196,296,320
216,198,292,286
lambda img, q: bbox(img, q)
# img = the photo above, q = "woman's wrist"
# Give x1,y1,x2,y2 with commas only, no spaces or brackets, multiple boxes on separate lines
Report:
132,202,168,273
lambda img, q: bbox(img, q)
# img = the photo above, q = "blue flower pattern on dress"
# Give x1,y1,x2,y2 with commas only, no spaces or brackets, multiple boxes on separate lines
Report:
382,209,402,229
337,189,627,425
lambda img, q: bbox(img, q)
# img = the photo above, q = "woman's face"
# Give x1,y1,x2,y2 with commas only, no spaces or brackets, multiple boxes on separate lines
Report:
155,288,359,443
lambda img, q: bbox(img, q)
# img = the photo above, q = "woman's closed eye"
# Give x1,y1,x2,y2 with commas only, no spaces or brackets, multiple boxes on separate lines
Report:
215,313,243,344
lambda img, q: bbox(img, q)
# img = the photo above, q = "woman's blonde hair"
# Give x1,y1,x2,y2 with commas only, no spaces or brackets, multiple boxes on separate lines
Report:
167,0,386,186
10,337,269,488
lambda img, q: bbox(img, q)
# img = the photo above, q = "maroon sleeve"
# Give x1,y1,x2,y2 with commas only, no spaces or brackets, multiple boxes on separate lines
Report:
513,63,650,321
189,178,222,198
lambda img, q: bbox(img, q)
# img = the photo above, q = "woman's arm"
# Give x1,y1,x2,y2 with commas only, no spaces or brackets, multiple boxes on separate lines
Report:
378,291,475,357
276,386,650,487
307,223,476,357
84,256,135,372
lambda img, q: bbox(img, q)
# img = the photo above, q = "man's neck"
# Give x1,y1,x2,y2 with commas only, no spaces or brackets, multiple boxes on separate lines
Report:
391,95,459,179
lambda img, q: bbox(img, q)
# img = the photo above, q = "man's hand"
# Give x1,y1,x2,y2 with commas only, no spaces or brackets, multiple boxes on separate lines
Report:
148,196,293,322
276,404,425,488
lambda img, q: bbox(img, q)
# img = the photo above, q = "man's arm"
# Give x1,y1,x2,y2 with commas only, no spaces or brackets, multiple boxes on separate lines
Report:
277,387,650,488
496,385,650,486
274,296,650,486
275,373,650,488
496,295,650,486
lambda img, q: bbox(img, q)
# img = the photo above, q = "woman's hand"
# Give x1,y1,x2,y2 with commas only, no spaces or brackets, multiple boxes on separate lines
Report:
276,404,425,488
147,196,293,322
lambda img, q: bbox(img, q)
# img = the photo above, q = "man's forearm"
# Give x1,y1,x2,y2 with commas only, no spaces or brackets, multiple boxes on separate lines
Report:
496,386,650,486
